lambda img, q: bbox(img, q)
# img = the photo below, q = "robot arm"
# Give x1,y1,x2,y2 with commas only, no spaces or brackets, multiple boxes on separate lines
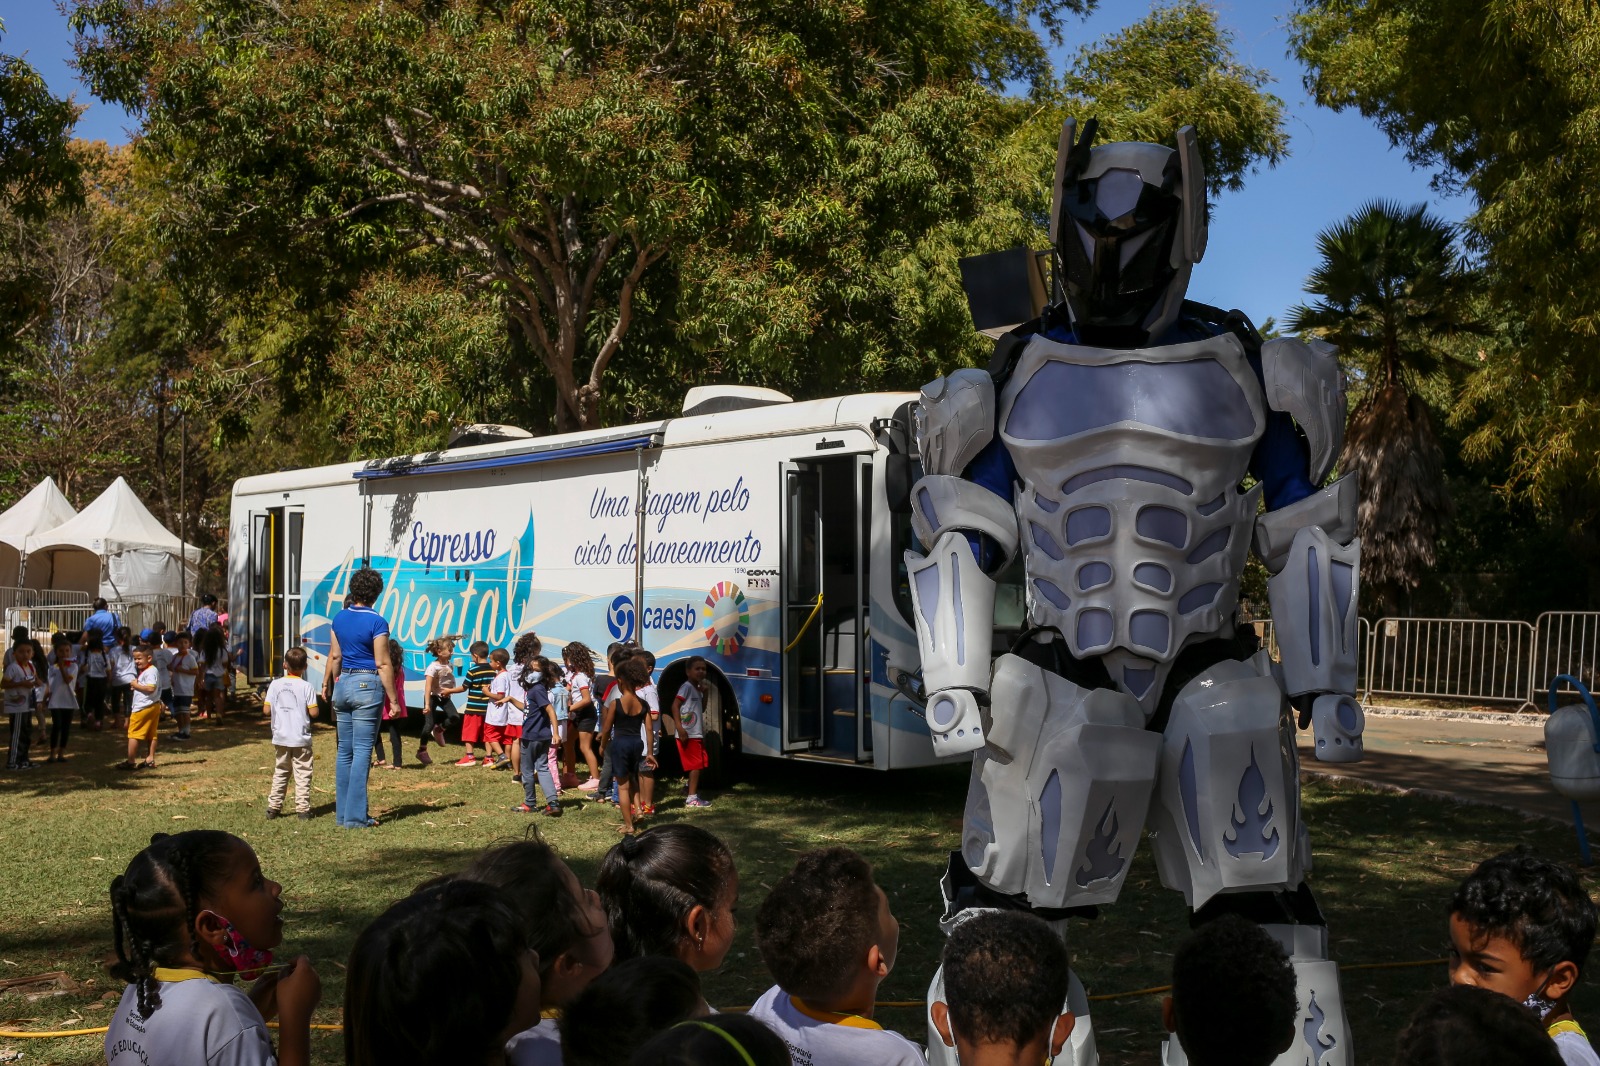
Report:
905,369,1019,757
1254,337,1365,762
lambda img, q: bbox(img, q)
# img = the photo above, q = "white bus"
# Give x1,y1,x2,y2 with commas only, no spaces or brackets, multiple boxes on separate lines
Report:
228,385,1024,775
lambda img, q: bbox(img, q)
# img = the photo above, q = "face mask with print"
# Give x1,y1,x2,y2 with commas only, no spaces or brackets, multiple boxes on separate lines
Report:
1524,984,1559,1021
214,916,274,980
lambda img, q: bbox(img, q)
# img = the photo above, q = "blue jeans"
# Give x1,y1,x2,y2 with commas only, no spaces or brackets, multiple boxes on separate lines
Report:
520,734,559,808
333,673,384,827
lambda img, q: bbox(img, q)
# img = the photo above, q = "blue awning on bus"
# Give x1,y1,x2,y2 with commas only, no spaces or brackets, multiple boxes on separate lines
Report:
352,431,662,480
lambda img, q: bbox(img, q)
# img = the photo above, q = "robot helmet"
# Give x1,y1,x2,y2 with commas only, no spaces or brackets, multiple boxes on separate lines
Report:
1050,118,1208,347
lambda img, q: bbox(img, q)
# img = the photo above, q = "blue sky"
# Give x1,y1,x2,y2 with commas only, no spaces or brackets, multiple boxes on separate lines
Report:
5,1,1465,325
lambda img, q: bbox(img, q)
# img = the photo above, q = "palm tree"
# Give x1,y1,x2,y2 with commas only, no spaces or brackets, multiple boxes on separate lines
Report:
1285,200,1476,615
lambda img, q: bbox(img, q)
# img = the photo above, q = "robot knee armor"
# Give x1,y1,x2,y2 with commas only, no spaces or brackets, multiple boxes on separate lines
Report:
1150,656,1305,909
961,655,1159,910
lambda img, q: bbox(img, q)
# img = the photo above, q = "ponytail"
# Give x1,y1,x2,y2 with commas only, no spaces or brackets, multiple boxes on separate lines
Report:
597,824,734,962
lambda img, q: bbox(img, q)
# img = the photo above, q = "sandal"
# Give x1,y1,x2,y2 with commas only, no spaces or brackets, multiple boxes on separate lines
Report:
116,760,138,771
140,760,156,769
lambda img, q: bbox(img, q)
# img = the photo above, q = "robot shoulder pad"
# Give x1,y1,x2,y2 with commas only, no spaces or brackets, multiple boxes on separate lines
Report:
915,368,996,476
1261,336,1346,484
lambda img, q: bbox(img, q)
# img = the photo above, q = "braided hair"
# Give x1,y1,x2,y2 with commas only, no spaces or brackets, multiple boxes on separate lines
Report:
108,831,243,1017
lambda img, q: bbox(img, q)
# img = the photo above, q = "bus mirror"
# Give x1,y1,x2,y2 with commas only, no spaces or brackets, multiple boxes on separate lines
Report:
886,453,914,514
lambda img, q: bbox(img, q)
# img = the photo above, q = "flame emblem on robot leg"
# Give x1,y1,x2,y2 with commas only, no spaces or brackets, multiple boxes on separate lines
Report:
1303,990,1337,1064
1075,799,1127,887
1223,747,1280,859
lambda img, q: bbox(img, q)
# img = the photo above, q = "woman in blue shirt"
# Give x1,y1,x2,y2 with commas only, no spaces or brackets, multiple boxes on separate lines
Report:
321,567,401,828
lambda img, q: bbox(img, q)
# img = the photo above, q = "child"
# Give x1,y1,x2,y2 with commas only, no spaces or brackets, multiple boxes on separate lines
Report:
457,640,495,766
550,667,572,788
931,910,1074,1066
1396,984,1565,1066
343,879,540,1066
597,823,738,973
1162,914,1296,1066
594,644,634,805
564,641,601,787
512,654,563,816
265,647,318,819
672,656,712,809
376,639,408,770
485,647,515,769
1448,848,1600,1066
420,636,464,766
153,630,175,714
200,625,231,721
599,656,656,834
82,630,109,730
169,630,199,740
45,634,78,763
634,649,661,815
463,835,615,1065
3,638,36,770
108,627,136,730
749,846,921,1066
630,1016,791,1066
498,645,525,779
122,645,163,770
559,957,707,1066
104,830,322,1066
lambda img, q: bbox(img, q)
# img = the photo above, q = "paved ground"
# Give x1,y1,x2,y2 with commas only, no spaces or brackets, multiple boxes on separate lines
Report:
1297,709,1585,829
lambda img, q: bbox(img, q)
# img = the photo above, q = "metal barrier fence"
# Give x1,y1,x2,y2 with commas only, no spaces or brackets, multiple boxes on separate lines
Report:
1257,611,1600,710
0,591,200,641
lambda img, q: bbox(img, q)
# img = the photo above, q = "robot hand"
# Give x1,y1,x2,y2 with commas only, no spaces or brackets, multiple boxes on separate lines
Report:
1300,692,1364,763
924,688,987,757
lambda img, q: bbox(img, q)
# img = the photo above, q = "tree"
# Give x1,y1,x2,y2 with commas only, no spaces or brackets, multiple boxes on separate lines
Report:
1,18,83,350
1290,0,1600,513
1285,200,1476,613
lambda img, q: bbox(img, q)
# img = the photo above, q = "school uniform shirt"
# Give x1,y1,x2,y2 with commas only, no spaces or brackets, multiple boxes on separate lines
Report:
521,681,553,742
464,661,496,713
105,968,276,1066
130,667,162,713
747,984,927,1066
47,663,78,710
487,671,520,727
110,647,138,686
675,681,705,739
425,659,455,706
1551,1021,1600,1066
85,649,108,680
153,646,175,692
171,650,199,698
506,1017,561,1066
267,675,316,747
3,661,34,715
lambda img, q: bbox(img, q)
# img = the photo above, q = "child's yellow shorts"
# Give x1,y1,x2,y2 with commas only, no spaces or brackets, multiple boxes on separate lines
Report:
127,704,162,742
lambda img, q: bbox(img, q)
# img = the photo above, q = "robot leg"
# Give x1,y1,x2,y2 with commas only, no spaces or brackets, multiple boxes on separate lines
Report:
926,912,1099,1066
962,653,1160,911
1150,655,1351,1066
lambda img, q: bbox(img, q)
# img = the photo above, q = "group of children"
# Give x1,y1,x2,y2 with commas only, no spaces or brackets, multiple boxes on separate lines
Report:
262,631,716,829
3,620,231,771
101,828,1600,1066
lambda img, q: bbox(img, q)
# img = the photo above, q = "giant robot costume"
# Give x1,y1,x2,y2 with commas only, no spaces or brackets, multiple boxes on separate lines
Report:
911,119,1365,1065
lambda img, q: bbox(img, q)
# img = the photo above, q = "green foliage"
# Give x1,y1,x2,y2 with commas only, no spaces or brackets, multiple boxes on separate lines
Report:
1291,0,1600,509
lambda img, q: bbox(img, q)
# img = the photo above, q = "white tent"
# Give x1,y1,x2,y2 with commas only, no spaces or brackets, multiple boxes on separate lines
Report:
0,477,78,588
24,477,199,599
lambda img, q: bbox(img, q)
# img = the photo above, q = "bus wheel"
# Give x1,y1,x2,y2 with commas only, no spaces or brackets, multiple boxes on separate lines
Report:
702,671,741,787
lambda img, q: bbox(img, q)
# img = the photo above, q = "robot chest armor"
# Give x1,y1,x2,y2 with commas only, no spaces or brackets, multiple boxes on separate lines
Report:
997,331,1266,679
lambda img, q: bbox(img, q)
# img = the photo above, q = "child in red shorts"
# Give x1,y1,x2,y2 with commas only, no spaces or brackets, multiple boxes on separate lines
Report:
457,641,494,766
483,647,513,769
670,656,712,808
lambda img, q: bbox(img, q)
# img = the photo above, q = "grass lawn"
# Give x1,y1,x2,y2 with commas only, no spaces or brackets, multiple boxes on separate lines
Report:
2,706,1595,1065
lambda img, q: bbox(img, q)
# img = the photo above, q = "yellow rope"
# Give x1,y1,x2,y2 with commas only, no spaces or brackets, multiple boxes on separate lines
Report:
0,958,1454,1038
782,593,825,653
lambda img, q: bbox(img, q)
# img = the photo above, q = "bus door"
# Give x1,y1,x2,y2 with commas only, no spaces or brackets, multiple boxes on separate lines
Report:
780,457,870,760
246,505,304,682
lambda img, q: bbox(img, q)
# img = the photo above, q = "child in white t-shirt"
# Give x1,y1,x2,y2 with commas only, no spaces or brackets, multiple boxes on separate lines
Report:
419,637,464,767
485,648,519,772
3,639,37,770
672,656,712,808
46,638,79,763
264,647,318,819
168,632,200,741
750,846,923,1066
123,646,162,770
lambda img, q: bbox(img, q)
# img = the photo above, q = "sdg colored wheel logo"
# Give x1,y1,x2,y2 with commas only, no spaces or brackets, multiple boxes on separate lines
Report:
607,595,636,642
702,582,749,655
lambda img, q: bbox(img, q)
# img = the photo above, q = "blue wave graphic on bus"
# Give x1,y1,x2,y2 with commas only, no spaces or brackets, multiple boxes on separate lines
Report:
301,514,537,677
